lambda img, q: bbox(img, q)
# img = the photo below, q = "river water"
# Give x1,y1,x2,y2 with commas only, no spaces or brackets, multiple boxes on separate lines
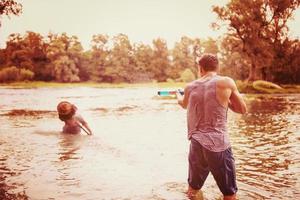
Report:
0,87,299,200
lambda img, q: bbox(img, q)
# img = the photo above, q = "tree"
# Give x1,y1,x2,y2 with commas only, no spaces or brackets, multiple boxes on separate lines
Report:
201,37,219,55
105,34,135,83
0,66,34,82
133,43,155,82
5,33,30,69
171,37,219,80
272,39,300,83
180,68,196,82
171,36,196,79
4,32,48,80
0,0,22,26
89,34,110,82
0,49,5,66
213,0,300,81
218,35,250,80
46,33,83,82
150,38,171,82
79,50,93,81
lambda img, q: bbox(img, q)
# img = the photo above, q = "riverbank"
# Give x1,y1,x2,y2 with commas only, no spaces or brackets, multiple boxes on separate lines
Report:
0,81,300,93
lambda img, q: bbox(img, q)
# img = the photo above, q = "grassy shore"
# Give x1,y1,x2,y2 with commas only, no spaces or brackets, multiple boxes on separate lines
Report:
0,81,300,93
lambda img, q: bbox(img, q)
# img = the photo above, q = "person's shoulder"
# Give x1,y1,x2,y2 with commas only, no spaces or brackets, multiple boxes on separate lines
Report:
216,75,236,88
187,79,201,87
217,75,233,82
74,113,87,123
184,80,199,91
74,113,83,119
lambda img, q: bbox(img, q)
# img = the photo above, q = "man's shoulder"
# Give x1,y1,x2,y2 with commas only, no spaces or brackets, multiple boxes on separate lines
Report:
185,80,200,91
183,80,195,88
216,76,235,88
216,75,233,81
74,113,83,120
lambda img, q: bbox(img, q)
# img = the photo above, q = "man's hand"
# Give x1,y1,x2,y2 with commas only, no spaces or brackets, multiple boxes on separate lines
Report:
176,87,189,109
176,90,184,107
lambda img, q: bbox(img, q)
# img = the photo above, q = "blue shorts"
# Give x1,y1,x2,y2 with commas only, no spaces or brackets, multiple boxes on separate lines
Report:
188,138,237,195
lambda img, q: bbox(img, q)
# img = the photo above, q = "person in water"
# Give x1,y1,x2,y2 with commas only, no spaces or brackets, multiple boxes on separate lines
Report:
176,54,247,200
57,101,92,135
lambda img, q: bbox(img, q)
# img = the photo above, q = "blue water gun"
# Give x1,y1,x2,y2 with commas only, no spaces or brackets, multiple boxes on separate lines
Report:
157,89,184,96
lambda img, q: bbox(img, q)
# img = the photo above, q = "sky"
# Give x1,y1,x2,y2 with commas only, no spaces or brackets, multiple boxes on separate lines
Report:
0,0,299,50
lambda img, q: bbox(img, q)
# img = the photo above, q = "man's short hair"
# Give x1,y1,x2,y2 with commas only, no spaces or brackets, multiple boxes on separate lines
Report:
198,53,219,71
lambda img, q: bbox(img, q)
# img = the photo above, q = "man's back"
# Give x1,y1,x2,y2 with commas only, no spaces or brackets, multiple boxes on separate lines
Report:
216,76,247,114
215,76,233,108
187,75,231,152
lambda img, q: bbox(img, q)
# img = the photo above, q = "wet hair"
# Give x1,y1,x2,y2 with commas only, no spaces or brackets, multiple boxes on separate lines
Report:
58,105,77,121
198,53,219,72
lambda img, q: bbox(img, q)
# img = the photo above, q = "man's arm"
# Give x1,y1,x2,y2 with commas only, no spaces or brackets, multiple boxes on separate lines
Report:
81,122,93,135
176,86,190,109
76,114,93,135
227,78,247,114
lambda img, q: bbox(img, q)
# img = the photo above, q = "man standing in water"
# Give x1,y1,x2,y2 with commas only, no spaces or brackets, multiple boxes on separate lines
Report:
176,54,247,200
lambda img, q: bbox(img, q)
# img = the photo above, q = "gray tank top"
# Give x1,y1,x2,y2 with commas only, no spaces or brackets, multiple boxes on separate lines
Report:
187,75,230,152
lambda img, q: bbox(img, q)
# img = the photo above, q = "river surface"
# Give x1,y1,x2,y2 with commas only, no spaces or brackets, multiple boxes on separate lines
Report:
0,87,299,200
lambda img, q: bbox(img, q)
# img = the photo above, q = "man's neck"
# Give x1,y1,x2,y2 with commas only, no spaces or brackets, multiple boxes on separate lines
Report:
200,71,217,79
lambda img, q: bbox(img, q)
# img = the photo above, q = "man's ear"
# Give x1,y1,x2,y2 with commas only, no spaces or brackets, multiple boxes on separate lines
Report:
199,66,204,76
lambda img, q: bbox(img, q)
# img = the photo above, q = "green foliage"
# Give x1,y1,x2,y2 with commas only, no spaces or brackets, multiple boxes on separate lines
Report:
1,28,300,84
271,39,300,83
4,32,50,81
106,34,136,83
219,36,250,80
132,43,155,82
46,33,82,82
51,56,80,82
89,34,110,82
201,37,218,54
0,0,22,26
180,68,196,82
171,36,196,79
150,38,171,82
214,0,300,82
0,66,34,82
19,68,34,81
0,31,221,84
0,67,19,82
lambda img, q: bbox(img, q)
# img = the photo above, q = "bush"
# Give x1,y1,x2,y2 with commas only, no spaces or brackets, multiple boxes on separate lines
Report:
0,66,19,82
179,68,196,82
0,66,34,82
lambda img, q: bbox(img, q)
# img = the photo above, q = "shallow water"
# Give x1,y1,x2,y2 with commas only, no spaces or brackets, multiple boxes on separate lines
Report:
0,87,300,200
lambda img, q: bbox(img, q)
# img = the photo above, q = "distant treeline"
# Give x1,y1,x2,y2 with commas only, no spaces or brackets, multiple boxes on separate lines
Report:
1,0,300,84
0,30,300,84
0,32,219,83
